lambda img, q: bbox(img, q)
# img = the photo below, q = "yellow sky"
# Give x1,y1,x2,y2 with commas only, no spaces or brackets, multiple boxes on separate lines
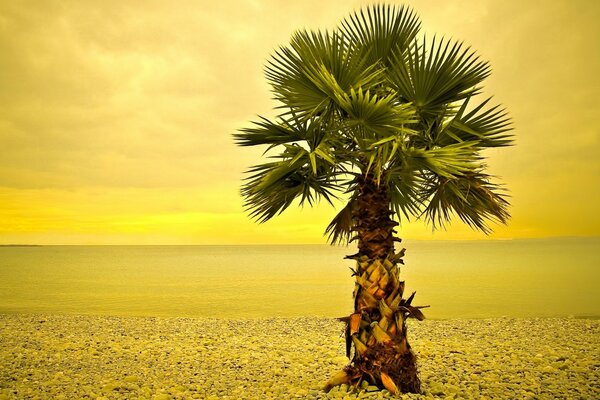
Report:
0,0,598,244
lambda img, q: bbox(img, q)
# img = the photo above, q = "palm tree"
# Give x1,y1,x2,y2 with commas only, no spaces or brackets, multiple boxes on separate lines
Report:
235,4,512,395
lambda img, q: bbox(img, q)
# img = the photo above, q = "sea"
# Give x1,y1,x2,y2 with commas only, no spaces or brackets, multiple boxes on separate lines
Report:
0,238,598,319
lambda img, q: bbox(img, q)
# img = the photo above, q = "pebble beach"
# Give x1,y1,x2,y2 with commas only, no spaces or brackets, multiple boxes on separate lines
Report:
0,315,598,399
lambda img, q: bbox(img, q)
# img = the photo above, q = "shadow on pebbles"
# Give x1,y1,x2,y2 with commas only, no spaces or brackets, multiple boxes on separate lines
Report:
0,315,598,399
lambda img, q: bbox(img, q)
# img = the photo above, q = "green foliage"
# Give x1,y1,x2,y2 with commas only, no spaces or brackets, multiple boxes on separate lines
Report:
388,37,490,119
421,172,510,234
235,4,513,241
340,4,421,67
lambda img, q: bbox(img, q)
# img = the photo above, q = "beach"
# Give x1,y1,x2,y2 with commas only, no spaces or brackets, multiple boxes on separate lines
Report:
0,315,598,399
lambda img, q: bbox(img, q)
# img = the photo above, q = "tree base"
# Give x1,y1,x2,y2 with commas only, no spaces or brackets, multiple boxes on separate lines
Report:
325,344,421,395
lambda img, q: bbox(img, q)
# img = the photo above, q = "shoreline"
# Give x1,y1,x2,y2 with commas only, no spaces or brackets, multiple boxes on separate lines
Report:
1,311,598,321
1,314,598,399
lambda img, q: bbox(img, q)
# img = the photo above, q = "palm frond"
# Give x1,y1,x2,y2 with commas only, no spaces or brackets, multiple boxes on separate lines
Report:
437,96,514,148
234,116,306,148
421,172,510,233
385,169,425,221
241,144,341,222
388,37,490,118
265,30,381,120
339,88,417,143
341,4,421,67
403,142,482,179
325,196,357,245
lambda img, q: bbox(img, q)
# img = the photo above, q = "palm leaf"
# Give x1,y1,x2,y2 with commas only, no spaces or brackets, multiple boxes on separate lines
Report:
437,96,513,148
385,169,425,221
339,88,417,143
234,116,306,148
325,196,357,245
421,172,510,233
242,144,341,222
340,4,421,67
403,142,482,179
265,30,381,120
388,37,490,118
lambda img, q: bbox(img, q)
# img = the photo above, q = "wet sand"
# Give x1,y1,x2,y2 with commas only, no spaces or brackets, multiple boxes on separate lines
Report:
0,314,598,399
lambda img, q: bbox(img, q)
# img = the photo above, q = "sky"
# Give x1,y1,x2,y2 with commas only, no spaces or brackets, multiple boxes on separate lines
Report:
0,0,598,245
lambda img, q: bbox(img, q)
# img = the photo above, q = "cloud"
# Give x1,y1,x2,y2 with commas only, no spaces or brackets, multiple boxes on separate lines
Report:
0,1,275,189
0,0,598,243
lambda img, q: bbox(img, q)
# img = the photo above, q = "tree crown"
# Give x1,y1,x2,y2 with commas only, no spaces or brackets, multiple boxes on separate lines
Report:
235,4,513,243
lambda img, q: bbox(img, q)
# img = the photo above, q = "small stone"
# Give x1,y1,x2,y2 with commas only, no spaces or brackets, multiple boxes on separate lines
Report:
102,382,119,392
541,365,556,373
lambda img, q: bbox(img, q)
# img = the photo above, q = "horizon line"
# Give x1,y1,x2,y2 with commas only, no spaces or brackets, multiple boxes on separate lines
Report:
1,236,598,247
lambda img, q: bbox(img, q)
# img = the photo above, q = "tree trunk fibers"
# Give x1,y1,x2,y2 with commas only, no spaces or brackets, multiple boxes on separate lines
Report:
325,175,423,395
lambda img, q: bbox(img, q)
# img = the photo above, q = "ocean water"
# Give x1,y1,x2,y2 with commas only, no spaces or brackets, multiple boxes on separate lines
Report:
0,238,598,319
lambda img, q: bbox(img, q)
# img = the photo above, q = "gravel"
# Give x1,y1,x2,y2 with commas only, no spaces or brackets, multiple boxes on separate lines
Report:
0,314,598,399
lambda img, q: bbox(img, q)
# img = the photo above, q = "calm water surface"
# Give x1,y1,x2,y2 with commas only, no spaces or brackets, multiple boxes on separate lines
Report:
0,238,598,319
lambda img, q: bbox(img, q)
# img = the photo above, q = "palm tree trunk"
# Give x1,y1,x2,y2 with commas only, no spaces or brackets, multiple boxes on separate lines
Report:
325,174,423,394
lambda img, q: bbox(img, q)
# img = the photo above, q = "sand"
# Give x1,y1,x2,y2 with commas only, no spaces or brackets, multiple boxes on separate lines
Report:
0,314,598,399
